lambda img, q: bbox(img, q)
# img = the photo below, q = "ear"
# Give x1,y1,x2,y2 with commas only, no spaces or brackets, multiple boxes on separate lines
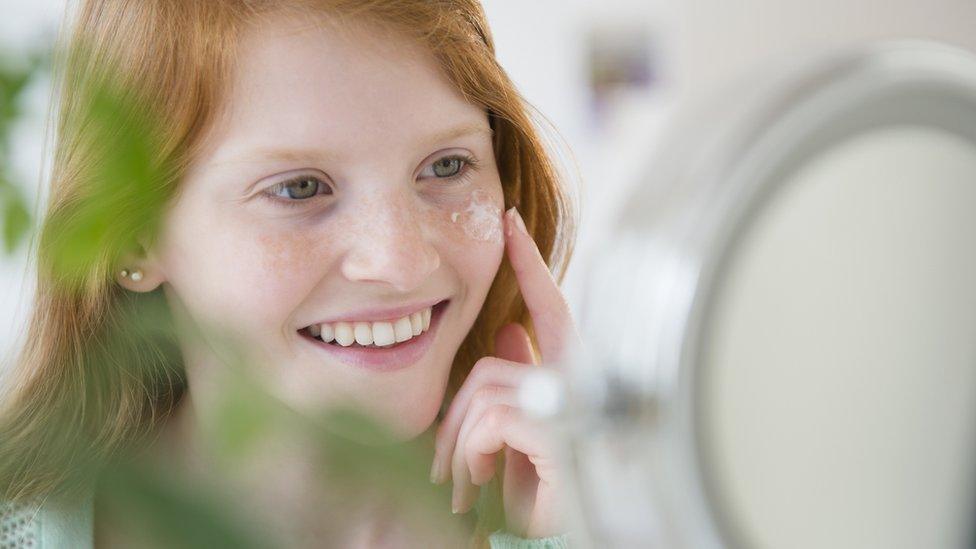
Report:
115,238,166,292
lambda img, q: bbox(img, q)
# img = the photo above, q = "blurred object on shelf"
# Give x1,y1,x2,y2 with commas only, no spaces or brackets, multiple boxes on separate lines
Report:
585,21,659,129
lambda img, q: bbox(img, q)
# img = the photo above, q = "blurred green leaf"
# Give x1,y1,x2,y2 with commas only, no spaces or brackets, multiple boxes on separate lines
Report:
44,75,170,283
212,373,281,461
0,49,43,255
98,458,273,549
0,180,30,253
310,407,453,514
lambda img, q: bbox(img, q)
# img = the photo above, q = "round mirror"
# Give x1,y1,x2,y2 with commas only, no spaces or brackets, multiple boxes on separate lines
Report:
563,42,976,549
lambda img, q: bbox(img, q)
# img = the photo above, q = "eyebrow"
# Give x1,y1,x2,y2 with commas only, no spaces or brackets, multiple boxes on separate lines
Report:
223,122,494,166
423,122,495,148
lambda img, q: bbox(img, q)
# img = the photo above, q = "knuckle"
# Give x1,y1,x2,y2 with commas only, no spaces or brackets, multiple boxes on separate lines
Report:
469,357,500,383
471,356,498,375
483,405,511,430
471,385,502,406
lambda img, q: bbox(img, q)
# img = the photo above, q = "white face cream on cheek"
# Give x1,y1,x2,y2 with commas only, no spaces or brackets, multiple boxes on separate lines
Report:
448,189,503,244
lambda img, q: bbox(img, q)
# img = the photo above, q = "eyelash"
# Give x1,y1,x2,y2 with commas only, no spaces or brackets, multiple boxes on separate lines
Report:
428,153,480,184
262,176,332,208
261,153,479,208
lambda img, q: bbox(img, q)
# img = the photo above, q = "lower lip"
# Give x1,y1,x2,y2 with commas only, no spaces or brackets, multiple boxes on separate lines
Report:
299,301,447,372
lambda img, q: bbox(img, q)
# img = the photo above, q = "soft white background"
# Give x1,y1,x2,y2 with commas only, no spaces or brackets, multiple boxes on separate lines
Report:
2,0,976,364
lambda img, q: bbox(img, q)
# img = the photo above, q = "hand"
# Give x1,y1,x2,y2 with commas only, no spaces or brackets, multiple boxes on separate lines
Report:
429,207,578,538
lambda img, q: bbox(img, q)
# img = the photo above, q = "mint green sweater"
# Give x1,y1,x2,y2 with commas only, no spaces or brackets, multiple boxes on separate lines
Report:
0,496,570,548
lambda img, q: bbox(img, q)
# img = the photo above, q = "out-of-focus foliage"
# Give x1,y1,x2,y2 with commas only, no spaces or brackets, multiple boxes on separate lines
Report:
43,55,171,287
84,323,463,547
96,458,276,549
0,50,44,254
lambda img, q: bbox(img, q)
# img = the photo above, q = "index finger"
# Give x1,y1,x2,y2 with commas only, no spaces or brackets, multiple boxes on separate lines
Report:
503,207,577,362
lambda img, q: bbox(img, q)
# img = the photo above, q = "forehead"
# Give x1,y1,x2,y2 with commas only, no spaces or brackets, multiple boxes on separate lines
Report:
205,15,487,162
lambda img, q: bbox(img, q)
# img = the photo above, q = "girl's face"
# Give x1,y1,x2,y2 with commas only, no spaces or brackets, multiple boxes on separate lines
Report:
150,17,505,438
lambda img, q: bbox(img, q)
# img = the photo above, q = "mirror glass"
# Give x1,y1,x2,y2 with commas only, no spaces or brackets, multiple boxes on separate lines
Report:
700,125,976,549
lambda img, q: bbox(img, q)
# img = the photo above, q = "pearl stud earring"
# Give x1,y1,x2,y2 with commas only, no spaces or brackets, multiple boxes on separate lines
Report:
120,268,143,282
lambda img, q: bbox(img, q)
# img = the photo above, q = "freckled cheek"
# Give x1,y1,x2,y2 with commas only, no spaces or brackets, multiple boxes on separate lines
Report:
416,189,506,300
419,188,505,251
161,216,331,339
254,229,331,282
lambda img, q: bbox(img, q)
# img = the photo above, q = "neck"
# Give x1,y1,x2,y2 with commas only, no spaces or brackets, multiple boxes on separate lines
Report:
151,387,207,474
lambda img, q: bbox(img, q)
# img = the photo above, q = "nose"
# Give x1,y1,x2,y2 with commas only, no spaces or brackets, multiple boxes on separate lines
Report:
339,193,440,292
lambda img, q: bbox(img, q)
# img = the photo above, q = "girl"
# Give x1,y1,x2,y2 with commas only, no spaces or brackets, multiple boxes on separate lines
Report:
0,1,577,547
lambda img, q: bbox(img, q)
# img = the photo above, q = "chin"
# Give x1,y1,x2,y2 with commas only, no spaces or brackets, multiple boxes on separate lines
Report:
377,392,444,441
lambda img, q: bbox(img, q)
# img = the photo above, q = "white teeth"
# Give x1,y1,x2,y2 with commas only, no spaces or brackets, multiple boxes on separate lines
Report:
333,322,355,347
354,322,373,346
393,317,413,343
409,312,423,336
320,323,334,343
308,305,437,348
372,322,395,346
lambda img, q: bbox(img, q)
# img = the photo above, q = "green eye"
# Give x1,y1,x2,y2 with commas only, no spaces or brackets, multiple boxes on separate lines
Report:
269,176,332,201
432,157,463,177
422,154,479,183
287,178,317,199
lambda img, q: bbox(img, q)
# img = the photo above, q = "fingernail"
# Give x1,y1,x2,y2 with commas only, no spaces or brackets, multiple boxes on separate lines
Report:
509,207,527,235
429,459,441,484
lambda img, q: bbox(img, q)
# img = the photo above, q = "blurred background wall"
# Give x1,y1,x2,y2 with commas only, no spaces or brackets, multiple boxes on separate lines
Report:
2,0,975,364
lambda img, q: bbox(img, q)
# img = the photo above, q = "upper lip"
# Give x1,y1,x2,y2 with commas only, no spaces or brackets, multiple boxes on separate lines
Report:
302,298,447,327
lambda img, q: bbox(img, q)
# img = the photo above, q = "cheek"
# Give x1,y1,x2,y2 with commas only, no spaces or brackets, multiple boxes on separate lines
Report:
422,187,505,248
420,186,506,295
158,200,329,342
447,188,504,245
255,229,324,280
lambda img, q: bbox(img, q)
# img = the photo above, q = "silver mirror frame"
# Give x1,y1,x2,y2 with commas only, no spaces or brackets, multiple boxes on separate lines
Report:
561,41,976,548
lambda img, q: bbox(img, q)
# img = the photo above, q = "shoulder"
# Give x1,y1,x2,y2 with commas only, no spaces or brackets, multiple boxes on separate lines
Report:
1,500,42,547
0,494,94,549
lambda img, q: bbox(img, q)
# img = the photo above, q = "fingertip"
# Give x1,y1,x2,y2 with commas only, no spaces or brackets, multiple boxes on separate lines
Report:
512,208,527,234
429,458,442,484
451,483,476,514
504,206,528,238
470,462,498,487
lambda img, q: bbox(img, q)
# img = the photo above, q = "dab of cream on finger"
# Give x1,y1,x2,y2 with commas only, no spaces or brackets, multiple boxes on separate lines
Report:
449,189,503,244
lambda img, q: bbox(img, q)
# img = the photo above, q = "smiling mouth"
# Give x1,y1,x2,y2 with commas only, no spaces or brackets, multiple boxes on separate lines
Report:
298,300,448,349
